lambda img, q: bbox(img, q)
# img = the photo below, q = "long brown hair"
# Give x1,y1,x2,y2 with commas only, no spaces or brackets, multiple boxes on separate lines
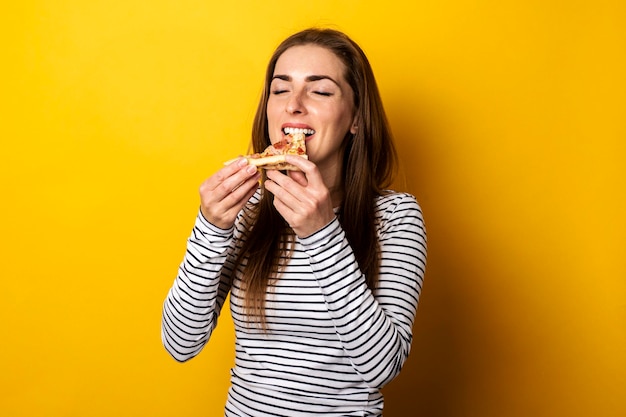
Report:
237,28,397,327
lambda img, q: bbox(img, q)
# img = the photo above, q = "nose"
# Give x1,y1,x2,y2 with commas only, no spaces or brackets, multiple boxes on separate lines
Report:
286,90,306,114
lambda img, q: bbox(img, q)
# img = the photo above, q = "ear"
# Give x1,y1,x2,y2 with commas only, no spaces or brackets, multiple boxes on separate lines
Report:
350,116,359,134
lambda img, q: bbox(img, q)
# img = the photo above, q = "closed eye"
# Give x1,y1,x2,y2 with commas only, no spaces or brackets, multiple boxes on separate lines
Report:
314,91,333,96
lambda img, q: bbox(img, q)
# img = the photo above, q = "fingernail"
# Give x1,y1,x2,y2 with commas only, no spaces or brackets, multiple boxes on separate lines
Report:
246,165,258,174
238,158,248,167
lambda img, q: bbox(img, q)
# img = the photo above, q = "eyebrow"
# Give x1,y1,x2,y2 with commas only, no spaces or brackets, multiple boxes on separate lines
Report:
272,74,341,86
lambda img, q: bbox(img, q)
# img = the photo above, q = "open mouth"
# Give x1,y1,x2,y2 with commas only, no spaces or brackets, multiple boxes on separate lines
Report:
283,127,315,137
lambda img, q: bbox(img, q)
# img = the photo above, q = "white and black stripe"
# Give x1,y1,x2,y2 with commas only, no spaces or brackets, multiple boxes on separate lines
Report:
162,191,427,416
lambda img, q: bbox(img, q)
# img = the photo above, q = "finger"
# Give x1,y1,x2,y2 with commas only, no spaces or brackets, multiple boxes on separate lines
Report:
265,170,301,200
201,171,259,228
264,174,306,212
199,162,258,216
208,162,259,200
265,168,288,183
287,170,308,187
267,177,331,238
264,173,290,199
283,155,325,186
206,158,253,192
282,154,313,172
265,179,299,221
265,167,325,209
227,170,260,203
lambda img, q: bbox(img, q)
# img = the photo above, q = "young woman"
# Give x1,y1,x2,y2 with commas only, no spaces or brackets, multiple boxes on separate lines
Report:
162,28,427,416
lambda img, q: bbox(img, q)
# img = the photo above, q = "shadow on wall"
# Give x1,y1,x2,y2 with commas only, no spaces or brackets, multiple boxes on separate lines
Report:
381,256,474,417
381,95,475,417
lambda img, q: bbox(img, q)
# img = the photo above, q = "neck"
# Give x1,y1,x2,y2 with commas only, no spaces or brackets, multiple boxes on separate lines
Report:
318,155,344,208
329,186,343,209
323,168,344,208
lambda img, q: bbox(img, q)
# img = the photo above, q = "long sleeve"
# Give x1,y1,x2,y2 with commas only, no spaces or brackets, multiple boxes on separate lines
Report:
161,211,236,362
298,193,427,388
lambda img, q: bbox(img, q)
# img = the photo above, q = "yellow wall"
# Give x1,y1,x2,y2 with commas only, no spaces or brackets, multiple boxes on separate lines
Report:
2,1,624,416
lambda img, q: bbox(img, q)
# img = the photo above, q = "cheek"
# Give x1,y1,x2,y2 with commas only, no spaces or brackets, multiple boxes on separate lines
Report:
330,110,354,136
266,101,276,121
266,96,282,116
266,106,282,129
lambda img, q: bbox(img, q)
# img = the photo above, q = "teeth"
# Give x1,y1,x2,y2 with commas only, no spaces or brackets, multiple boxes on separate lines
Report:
283,127,315,136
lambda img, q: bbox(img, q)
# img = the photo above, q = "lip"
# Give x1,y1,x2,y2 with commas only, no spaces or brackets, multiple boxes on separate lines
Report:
281,122,314,130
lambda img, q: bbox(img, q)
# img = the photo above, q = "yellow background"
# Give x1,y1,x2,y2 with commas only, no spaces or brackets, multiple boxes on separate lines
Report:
2,1,625,416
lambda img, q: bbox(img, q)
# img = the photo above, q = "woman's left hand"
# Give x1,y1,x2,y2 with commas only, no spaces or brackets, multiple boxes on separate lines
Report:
264,155,335,238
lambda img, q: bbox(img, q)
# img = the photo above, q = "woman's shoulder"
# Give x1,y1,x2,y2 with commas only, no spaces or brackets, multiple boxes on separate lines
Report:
375,190,425,224
375,191,426,236
375,190,422,212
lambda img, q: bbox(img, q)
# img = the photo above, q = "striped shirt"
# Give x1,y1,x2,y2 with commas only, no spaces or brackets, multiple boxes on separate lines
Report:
162,191,427,416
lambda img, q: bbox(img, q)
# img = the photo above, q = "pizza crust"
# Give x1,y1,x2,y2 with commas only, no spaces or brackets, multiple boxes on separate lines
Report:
247,154,308,170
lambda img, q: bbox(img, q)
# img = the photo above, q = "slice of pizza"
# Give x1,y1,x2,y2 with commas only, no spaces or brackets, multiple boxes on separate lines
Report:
225,132,307,170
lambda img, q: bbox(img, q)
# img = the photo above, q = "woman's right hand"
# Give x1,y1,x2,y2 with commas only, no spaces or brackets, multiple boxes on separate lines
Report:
199,158,260,229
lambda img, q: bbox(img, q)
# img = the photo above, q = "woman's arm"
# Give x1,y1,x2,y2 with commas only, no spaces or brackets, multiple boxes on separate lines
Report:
162,160,259,361
299,193,427,388
161,212,236,362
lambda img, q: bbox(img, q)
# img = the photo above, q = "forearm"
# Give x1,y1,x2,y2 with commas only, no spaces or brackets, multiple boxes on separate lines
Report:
300,195,427,388
161,211,235,362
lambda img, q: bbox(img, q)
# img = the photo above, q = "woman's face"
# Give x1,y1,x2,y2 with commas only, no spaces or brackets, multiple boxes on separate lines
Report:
267,44,356,173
